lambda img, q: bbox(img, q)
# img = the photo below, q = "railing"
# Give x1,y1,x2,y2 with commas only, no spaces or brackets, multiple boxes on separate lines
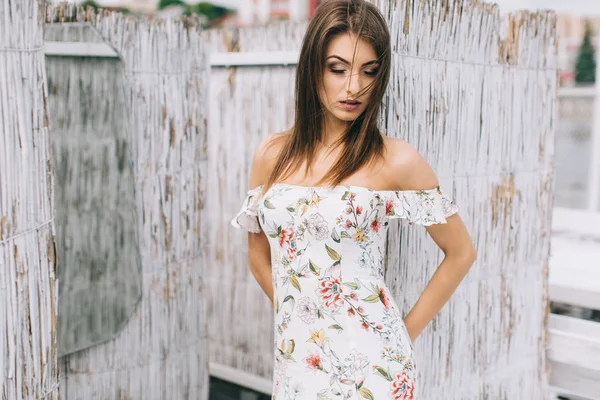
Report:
548,208,600,400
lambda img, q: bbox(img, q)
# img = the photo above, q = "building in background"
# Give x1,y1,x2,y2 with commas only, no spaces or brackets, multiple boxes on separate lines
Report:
239,0,321,25
557,14,600,86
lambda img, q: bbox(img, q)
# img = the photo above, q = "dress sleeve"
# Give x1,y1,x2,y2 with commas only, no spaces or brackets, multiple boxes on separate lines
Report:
384,186,459,226
230,185,264,233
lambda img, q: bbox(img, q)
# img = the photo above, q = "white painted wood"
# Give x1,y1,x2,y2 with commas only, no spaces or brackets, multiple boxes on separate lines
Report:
558,86,596,97
0,0,59,399
45,4,210,399
210,50,299,67
548,315,600,399
549,314,600,371
550,208,600,309
44,41,119,57
209,362,272,394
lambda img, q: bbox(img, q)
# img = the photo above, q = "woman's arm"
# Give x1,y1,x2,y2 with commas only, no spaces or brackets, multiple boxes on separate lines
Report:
247,231,274,303
403,214,476,342
246,132,286,304
386,138,477,343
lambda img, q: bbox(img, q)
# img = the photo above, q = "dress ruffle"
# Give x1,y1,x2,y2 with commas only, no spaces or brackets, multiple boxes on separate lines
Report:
230,186,264,233
383,186,459,226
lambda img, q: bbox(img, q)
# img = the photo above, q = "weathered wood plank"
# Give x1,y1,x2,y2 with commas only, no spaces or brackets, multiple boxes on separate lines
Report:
45,4,210,399
548,314,600,399
0,0,59,399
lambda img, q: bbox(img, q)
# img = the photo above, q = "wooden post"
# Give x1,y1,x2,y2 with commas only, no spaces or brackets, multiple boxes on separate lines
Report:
0,0,59,399
45,5,210,399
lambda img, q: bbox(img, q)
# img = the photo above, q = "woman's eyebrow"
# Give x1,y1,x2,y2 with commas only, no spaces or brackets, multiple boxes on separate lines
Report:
325,55,379,66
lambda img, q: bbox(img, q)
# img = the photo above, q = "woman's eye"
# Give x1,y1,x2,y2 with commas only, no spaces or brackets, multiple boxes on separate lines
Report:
364,69,378,76
330,68,346,74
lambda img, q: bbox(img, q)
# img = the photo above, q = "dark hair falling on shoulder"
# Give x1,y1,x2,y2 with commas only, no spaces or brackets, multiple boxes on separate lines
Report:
261,0,392,195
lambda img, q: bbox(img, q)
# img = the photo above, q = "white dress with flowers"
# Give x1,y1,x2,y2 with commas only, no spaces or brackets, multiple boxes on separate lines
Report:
231,183,458,400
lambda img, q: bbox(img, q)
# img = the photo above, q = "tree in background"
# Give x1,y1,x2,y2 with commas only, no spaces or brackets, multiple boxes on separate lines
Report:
80,0,130,14
158,0,186,8
575,20,596,85
158,1,234,26
80,0,99,8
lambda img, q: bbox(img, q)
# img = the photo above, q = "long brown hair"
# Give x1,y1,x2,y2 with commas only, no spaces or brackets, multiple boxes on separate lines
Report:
262,0,391,195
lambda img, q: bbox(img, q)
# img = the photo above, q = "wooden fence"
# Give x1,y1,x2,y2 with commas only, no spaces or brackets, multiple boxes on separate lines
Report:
0,0,59,399
45,4,210,399
212,1,558,398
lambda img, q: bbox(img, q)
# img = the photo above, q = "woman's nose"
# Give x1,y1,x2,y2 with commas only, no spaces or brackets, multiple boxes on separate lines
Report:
345,71,362,96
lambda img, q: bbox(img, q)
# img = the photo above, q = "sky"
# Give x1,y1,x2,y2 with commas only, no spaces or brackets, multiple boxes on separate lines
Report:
89,0,600,16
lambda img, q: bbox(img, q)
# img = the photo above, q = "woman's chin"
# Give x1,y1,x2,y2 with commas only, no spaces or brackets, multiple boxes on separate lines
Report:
331,110,363,122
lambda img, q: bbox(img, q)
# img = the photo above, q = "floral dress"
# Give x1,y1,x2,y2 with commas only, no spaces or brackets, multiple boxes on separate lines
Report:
230,183,458,400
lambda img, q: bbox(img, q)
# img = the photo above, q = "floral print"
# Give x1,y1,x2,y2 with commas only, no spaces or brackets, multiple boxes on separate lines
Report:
231,183,458,399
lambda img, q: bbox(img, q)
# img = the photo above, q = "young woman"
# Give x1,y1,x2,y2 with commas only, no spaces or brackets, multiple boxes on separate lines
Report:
231,0,476,398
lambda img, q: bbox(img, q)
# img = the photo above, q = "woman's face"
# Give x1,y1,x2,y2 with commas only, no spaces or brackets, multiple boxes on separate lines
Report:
319,32,379,124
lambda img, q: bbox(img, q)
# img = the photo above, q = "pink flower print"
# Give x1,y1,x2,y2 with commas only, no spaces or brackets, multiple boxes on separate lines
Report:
344,219,353,229
379,287,391,309
385,200,395,216
279,226,295,247
389,371,414,400
286,247,297,260
371,217,380,232
278,226,297,261
345,206,353,214
304,354,323,371
316,277,344,311
347,307,355,317
361,322,369,330
356,205,363,215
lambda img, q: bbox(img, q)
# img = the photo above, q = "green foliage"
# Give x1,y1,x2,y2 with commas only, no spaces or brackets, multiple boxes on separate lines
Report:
158,0,187,9
80,0,129,14
80,0,99,8
183,2,232,21
575,20,597,85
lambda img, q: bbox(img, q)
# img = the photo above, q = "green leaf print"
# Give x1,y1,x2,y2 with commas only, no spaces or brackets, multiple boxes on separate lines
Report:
286,206,295,212
309,259,321,276
282,295,295,308
328,324,343,332
373,366,393,381
340,231,352,239
343,282,359,290
331,228,340,243
289,275,301,292
264,199,276,209
358,387,374,400
325,244,341,261
362,295,380,303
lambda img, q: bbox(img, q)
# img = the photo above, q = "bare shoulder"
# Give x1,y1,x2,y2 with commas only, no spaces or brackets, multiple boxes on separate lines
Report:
249,130,291,188
382,136,439,190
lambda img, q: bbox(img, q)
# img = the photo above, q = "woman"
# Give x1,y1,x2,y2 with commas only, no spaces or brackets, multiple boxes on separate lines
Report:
231,0,476,398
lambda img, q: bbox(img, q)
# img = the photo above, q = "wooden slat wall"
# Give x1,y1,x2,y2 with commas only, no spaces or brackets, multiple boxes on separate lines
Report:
45,5,210,399
211,1,557,398
0,0,59,399
204,23,305,379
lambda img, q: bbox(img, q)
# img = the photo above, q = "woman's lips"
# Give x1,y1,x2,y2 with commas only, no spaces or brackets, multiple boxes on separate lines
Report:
339,100,361,111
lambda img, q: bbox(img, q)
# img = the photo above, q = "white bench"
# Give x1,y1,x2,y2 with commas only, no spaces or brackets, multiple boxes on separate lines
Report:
548,208,600,400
